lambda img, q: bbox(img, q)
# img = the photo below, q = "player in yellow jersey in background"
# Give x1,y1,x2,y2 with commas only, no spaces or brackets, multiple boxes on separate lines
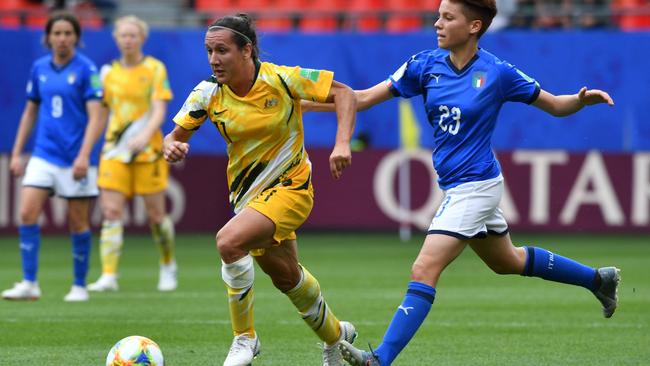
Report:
88,15,177,292
164,13,357,366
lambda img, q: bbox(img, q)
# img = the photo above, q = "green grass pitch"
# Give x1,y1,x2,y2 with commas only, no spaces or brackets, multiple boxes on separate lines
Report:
1,233,648,365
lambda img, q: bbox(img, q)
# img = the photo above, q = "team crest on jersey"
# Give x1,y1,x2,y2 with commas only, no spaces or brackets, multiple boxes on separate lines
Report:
67,72,76,85
264,97,279,108
472,71,486,89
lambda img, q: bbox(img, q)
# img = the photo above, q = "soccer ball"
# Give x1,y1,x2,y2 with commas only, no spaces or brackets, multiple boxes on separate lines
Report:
106,335,164,366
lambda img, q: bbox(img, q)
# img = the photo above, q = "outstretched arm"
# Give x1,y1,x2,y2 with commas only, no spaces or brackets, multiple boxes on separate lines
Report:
163,125,193,163
324,80,357,180
302,81,394,113
533,87,614,117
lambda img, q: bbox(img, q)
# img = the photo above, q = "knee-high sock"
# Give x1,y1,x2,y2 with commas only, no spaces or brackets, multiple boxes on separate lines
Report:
375,281,436,366
521,246,598,291
19,224,40,282
99,220,123,274
151,216,175,265
222,256,255,337
285,265,341,345
226,285,255,337
71,231,92,286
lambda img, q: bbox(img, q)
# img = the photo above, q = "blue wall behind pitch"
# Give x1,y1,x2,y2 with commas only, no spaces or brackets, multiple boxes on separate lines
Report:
1,29,647,154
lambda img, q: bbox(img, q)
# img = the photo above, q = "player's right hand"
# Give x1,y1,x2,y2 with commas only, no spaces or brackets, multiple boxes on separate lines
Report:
9,155,24,177
163,141,190,163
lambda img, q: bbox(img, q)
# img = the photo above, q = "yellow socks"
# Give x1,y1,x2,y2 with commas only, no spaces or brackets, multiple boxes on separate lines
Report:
99,220,123,274
222,255,256,337
285,265,340,345
151,216,175,265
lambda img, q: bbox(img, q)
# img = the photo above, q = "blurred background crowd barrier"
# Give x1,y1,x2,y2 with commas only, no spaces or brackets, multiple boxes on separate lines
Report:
1,0,648,234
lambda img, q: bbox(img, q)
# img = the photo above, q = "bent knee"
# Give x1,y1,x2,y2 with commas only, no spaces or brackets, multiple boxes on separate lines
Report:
216,229,246,259
411,260,440,284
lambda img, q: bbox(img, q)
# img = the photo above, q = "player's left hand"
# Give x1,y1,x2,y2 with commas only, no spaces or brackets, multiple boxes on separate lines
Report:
329,143,352,180
72,155,89,180
578,87,614,106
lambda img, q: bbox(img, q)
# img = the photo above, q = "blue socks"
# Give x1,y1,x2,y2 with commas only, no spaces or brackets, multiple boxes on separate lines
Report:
19,224,41,282
71,231,92,286
522,246,598,291
374,281,436,365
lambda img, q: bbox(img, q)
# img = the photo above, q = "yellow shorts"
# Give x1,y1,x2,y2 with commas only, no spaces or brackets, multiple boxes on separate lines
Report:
247,180,314,256
97,158,168,197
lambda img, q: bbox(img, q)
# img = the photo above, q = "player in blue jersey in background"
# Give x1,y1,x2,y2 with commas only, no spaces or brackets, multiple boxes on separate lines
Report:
306,0,619,365
2,11,104,302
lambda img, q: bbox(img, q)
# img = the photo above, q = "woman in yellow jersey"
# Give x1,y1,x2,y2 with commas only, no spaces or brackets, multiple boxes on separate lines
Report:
164,13,357,366
88,15,177,293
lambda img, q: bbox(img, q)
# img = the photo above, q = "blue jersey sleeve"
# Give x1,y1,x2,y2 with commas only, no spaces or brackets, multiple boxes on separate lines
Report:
498,61,540,104
26,64,40,102
388,52,427,98
81,63,103,101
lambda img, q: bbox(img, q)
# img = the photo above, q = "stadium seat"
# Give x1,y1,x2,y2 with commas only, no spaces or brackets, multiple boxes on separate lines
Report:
348,0,384,32
298,0,345,32
255,0,293,32
74,1,104,29
612,0,650,30
0,0,45,28
385,0,423,32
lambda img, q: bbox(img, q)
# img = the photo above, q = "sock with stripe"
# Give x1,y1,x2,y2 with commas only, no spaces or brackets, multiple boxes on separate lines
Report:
71,230,92,286
285,265,341,345
151,216,175,265
222,255,256,337
521,246,598,291
374,281,436,365
19,224,41,282
99,220,123,275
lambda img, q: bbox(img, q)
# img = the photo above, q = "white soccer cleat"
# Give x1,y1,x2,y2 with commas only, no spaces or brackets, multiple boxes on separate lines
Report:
323,321,358,366
594,266,621,318
2,280,41,301
339,340,381,366
223,333,260,366
87,273,119,292
63,285,89,302
157,261,178,291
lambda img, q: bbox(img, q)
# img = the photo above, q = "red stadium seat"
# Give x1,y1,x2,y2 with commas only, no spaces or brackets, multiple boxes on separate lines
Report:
0,0,46,28
612,0,650,30
385,0,423,32
255,0,293,32
348,0,384,32
298,0,345,32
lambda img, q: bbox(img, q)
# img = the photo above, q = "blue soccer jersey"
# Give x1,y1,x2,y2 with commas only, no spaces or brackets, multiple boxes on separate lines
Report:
26,52,103,166
388,48,540,189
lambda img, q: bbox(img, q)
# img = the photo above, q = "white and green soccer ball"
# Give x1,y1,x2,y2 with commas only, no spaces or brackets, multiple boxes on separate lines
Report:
106,335,164,366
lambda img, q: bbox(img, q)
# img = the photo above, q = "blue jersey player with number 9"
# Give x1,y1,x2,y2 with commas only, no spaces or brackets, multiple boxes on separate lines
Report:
305,0,620,365
2,11,104,303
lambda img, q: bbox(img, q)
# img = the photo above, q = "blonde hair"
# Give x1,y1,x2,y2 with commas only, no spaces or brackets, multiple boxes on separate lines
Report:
113,15,149,40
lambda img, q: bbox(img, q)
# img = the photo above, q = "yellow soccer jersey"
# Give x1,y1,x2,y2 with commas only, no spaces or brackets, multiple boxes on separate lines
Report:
173,61,334,212
101,56,173,163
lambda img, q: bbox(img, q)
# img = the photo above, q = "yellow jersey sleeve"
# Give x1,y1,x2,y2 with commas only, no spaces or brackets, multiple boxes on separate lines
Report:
276,65,334,103
173,79,219,131
151,61,173,101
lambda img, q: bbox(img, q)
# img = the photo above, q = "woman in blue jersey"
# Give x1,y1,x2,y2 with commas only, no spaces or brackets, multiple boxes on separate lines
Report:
306,1,618,365
2,11,104,303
